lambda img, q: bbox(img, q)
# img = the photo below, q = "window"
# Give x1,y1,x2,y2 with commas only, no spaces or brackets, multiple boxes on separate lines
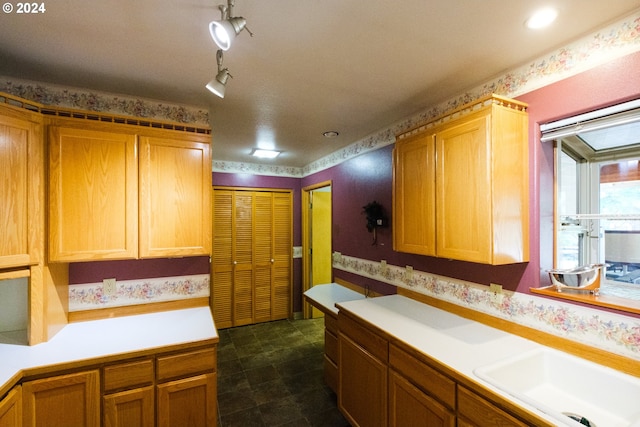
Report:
540,99,640,311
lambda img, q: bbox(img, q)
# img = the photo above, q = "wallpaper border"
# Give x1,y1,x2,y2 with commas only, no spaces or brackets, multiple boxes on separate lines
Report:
333,254,640,360
68,274,210,312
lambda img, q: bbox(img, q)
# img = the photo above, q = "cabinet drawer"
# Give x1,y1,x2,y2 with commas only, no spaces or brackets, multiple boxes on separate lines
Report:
156,348,216,382
324,313,338,335
325,328,338,363
338,313,388,362
389,344,455,409
103,359,154,393
457,386,528,427
324,355,338,393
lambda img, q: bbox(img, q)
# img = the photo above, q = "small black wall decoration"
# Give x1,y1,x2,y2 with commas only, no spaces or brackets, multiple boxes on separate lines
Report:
362,201,387,245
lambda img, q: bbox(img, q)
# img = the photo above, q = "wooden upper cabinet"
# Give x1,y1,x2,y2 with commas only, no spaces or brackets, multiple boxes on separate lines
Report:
436,114,492,263
138,134,211,258
49,126,138,262
393,95,529,265
0,107,43,268
48,122,211,262
393,131,436,256
436,102,529,264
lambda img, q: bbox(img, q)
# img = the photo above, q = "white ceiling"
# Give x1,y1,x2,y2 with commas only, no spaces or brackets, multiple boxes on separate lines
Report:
1,1,639,168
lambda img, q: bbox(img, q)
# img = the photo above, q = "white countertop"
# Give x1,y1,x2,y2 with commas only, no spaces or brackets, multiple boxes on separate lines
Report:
303,283,366,315
0,307,218,393
335,295,574,426
305,284,580,426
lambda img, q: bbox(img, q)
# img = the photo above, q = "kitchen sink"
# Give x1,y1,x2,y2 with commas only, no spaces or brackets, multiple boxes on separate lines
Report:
474,347,640,427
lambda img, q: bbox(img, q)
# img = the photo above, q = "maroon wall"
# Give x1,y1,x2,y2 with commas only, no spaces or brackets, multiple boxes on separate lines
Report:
302,50,640,305
70,51,640,318
518,50,640,291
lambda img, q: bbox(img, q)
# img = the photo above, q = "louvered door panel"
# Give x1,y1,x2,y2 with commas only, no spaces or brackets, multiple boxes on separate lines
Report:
271,192,292,320
234,268,253,326
233,192,254,326
213,190,233,265
212,188,292,327
254,193,273,322
212,190,234,328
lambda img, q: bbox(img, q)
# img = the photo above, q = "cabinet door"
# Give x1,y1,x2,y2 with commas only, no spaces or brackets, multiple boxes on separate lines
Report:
457,386,528,427
393,131,436,256
0,111,42,268
49,127,138,261
139,135,211,258
0,385,21,427
103,386,154,427
22,370,100,427
156,373,216,427
338,333,387,427
389,371,455,427
436,114,492,263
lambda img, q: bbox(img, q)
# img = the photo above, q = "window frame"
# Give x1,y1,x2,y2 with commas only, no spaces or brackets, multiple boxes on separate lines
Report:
531,102,640,315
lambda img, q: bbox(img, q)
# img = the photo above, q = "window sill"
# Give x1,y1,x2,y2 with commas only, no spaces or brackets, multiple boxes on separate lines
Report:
530,286,640,315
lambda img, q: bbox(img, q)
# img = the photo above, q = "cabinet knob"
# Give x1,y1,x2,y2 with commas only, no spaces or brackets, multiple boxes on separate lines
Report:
271,259,275,263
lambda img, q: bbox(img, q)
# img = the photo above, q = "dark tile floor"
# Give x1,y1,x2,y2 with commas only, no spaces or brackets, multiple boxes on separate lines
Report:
216,317,350,427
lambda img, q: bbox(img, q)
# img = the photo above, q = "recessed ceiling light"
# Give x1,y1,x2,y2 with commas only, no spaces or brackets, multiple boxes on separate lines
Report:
323,131,339,138
526,7,558,29
251,148,281,159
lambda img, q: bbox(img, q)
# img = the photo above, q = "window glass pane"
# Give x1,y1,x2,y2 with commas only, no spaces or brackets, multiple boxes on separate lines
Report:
600,161,640,294
557,151,582,269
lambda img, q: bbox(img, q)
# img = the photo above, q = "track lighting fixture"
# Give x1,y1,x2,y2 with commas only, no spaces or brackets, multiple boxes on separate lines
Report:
206,50,232,98
209,0,253,51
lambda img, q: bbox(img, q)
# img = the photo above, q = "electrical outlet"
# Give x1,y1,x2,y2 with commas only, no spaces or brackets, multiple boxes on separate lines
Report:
405,265,413,281
489,283,502,294
103,278,117,296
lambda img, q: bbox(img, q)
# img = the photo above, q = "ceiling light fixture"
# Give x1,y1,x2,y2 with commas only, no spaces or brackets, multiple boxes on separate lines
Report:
323,131,339,138
206,50,232,98
526,7,558,29
251,148,281,159
209,0,253,51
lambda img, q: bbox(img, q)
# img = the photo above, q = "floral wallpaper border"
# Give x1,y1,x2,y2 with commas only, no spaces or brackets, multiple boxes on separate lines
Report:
0,78,210,126
333,254,640,360
211,11,640,178
212,160,304,178
68,274,210,312
1,12,638,178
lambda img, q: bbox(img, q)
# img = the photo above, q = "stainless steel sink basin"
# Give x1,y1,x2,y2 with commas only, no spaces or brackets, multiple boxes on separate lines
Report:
474,347,640,427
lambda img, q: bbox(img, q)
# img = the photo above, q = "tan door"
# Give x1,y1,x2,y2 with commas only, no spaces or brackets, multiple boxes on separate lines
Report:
310,187,332,318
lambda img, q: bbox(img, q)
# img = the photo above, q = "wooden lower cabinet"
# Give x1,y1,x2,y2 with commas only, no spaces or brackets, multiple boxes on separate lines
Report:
388,371,455,427
457,386,528,427
388,344,456,427
22,370,100,427
157,373,216,427
336,309,549,427
14,344,216,427
103,386,154,427
323,313,339,393
338,312,388,427
0,385,22,427
103,358,155,427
